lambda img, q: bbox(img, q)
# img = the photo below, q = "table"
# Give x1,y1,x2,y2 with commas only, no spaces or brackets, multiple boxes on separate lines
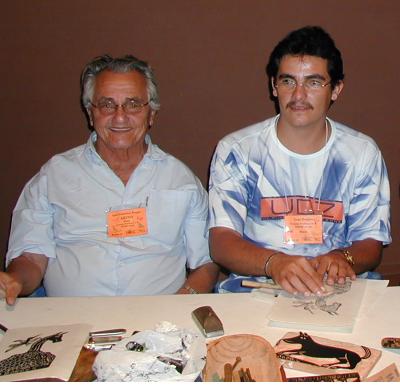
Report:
1,288,400,380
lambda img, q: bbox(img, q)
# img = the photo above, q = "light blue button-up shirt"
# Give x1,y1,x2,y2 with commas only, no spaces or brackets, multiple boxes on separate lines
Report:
7,133,211,296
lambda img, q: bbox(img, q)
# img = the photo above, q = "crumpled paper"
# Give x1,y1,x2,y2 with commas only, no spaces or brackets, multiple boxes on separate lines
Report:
93,321,206,381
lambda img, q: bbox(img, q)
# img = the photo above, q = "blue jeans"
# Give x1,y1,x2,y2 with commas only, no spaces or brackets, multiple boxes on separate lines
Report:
29,286,47,297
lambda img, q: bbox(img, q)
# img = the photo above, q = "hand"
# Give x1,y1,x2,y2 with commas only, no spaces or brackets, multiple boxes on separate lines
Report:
0,272,22,305
312,251,356,285
267,254,325,296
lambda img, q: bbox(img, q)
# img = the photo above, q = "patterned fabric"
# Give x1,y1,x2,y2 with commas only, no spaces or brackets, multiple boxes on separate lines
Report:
7,133,211,296
209,116,391,292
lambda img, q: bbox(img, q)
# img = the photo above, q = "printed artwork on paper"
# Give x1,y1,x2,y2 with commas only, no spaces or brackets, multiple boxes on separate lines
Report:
0,331,66,376
267,279,366,332
0,323,91,381
274,331,381,379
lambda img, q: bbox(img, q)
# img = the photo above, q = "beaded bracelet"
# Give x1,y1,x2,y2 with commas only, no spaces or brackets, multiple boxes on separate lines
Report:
264,252,281,277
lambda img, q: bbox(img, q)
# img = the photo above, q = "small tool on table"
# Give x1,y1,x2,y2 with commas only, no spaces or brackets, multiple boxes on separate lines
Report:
381,337,400,349
192,306,224,338
85,328,127,351
223,356,241,382
241,280,282,291
89,328,127,337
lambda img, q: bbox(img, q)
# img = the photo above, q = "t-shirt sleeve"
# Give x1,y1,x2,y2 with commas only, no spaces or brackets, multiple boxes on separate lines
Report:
346,145,391,245
208,140,249,235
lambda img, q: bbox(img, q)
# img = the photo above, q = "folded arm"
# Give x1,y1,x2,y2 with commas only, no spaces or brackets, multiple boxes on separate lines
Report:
176,261,220,294
209,227,325,295
313,238,382,285
0,252,48,305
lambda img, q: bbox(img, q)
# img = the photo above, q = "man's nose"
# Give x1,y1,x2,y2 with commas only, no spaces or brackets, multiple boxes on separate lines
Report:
112,105,128,119
292,82,307,99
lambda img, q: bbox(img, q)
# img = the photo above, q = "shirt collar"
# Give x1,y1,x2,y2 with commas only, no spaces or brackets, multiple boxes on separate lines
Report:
84,132,167,164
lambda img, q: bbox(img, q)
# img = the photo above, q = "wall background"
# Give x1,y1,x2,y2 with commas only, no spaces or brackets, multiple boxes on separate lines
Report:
1,1,399,282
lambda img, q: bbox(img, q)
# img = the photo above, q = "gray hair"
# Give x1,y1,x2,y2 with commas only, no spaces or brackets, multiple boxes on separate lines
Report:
81,54,160,111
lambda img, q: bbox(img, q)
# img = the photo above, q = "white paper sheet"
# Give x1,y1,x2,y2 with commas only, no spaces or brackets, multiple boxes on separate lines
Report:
267,279,368,332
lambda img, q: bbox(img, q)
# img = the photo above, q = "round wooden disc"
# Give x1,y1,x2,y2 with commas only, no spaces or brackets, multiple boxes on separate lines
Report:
203,334,282,382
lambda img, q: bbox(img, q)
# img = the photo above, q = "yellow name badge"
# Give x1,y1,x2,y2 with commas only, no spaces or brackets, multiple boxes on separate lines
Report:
107,208,148,238
284,214,323,244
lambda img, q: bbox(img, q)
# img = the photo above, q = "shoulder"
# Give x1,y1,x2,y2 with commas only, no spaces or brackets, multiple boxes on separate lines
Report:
41,143,86,172
332,120,381,154
217,117,276,152
18,143,86,195
149,143,206,192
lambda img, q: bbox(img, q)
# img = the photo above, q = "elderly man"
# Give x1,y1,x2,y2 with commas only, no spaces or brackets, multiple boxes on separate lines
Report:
209,26,391,295
1,55,218,304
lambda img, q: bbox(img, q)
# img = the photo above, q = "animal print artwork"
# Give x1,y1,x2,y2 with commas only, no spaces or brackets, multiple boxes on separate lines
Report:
292,280,352,316
0,331,66,376
0,323,91,381
274,331,381,379
267,279,367,332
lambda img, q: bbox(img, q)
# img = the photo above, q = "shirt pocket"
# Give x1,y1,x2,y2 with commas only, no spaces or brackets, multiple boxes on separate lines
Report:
146,189,191,245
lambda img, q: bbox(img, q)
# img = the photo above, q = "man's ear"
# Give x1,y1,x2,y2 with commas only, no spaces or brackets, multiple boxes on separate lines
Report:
331,80,344,102
271,78,278,97
149,110,157,128
87,108,94,127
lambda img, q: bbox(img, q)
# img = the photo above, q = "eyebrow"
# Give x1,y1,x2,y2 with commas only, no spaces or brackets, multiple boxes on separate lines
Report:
97,96,145,102
277,73,328,81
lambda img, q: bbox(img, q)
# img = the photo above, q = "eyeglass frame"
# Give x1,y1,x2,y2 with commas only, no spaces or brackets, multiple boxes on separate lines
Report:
274,75,332,91
90,98,150,115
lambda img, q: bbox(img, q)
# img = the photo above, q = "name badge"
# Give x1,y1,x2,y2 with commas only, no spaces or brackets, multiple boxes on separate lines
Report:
107,208,148,238
283,214,323,244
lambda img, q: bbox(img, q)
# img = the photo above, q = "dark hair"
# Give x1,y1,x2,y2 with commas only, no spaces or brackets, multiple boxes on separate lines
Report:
81,54,160,111
266,26,344,88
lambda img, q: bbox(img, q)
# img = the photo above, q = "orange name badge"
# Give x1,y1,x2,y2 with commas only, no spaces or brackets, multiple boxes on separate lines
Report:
107,208,148,238
284,214,323,244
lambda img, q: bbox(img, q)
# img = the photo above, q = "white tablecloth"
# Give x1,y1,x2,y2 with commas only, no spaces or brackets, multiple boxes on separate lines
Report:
1,286,400,379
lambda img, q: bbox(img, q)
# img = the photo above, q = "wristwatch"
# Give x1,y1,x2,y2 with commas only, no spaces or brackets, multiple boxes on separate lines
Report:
341,249,355,266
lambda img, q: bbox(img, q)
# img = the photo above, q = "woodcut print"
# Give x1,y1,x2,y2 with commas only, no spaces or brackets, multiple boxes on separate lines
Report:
274,332,381,379
0,331,66,376
0,323,91,381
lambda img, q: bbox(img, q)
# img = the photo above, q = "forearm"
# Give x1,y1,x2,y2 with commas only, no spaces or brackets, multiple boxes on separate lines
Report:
209,227,275,276
177,261,220,294
210,227,327,295
335,238,382,274
314,238,382,285
6,253,48,296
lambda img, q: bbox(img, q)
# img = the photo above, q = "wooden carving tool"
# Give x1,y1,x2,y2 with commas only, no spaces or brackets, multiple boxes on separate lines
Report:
241,280,282,290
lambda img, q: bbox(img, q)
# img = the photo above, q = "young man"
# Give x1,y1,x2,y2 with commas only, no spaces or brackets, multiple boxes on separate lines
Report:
209,26,391,295
1,55,218,304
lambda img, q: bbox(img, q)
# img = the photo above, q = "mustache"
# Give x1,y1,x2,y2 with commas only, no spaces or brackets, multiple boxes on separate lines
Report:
286,101,314,110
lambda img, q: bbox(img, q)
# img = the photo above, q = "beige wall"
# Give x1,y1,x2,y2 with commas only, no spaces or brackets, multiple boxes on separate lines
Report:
1,1,399,282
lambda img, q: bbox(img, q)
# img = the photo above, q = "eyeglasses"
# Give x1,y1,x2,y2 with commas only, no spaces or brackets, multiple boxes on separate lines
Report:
275,77,332,91
90,98,149,115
